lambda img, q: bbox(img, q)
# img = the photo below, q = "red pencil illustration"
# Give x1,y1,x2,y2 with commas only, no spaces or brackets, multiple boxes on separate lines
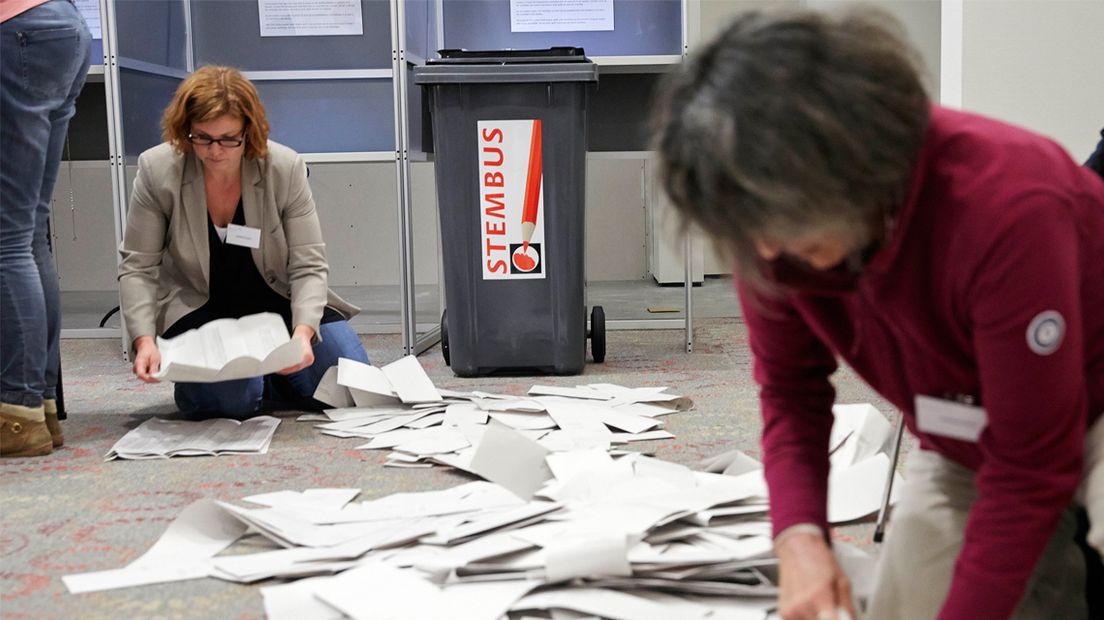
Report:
520,119,542,252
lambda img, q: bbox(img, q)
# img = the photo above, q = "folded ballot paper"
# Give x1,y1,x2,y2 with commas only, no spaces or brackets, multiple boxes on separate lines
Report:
105,416,280,460
153,313,302,383
67,415,899,618
304,357,692,470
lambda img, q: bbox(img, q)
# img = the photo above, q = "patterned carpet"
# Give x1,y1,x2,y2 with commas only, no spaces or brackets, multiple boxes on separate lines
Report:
0,319,905,619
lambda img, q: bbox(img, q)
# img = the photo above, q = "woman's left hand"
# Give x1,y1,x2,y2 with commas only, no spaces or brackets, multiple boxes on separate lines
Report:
277,324,316,375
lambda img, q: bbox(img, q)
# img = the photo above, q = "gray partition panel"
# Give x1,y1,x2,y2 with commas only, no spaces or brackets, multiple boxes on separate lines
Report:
256,79,395,153
65,82,110,161
442,0,681,56
120,69,181,157
405,0,435,60
191,0,392,71
114,0,187,69
89,38,103,66
587,72,661,152
405,64,429,155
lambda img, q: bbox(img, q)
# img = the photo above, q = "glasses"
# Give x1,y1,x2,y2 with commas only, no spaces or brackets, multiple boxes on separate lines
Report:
188,133,244,148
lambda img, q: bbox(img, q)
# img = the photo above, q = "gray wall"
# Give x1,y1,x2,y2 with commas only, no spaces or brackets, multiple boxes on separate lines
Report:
961,0,1104,159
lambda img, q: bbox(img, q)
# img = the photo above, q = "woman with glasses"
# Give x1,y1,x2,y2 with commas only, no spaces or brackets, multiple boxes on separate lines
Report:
118,65,369,416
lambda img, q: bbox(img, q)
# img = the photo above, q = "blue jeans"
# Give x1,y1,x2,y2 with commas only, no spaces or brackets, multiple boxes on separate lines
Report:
174,320,370,416
0,0,91,408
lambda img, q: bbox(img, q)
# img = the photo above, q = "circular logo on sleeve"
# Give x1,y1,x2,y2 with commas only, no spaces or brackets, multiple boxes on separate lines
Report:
1026,310,1065,355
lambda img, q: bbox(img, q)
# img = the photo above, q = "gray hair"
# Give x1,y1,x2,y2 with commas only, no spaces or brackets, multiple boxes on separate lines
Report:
652,7,930,286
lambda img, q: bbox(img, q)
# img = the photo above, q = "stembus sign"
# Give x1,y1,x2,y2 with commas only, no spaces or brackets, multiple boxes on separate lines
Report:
478,119,546,280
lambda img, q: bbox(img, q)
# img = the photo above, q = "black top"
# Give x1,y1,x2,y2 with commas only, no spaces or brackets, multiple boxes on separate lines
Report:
164,199,340,338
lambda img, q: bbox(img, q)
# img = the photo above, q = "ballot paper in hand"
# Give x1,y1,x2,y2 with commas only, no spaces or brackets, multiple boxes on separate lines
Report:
106,416,280,460
153,313,302,383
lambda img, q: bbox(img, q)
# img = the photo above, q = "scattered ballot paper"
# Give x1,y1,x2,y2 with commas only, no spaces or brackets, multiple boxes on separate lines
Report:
153,312,302,383
105,416,280,460
308,356,693,468
66,407,901,617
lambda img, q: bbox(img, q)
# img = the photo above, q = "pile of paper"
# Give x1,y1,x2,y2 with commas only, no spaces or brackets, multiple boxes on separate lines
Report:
105,416,281,460
307,356,692,468
154,312,302,383
69,405,903,620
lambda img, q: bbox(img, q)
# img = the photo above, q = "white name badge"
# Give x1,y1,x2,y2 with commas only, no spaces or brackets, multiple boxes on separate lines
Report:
915,395,987,443
226,224,261,249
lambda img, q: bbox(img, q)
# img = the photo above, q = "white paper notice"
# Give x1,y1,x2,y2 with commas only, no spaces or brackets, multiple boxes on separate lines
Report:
510,0,614,33
74,0,102,39
258,0,363,37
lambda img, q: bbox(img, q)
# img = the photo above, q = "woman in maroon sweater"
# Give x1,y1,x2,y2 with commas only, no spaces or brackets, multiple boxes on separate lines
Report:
653,8,1103,620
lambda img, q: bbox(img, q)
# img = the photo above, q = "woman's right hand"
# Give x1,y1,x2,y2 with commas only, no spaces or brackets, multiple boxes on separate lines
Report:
775,529,856,620
132,336,162,383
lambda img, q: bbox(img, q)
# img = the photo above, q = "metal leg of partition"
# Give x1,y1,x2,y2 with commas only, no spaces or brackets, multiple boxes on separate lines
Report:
684,226,693,353
413,326,442,356
874,416,907,543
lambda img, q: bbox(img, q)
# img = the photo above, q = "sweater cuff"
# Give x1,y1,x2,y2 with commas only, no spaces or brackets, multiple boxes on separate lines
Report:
773,522,827,551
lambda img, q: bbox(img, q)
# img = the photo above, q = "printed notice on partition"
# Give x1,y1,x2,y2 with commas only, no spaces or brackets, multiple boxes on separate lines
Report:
74,0,101,40
510,0,614,32
258,0,363,37
478,120,546,280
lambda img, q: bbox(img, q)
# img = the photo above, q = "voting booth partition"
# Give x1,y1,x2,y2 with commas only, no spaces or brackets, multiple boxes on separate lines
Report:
415,49,603,376
65,0,421,353
56,0,699,358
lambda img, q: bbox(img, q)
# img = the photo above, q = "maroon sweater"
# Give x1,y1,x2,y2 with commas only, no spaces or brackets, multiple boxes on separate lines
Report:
739,106,1104,618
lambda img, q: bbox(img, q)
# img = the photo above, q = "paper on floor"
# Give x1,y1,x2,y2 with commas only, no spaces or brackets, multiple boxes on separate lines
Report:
468,421,554,500
63,499,245,593
105,416,280,460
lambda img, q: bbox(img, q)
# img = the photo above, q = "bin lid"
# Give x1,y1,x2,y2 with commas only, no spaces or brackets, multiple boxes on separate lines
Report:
413,47,598,85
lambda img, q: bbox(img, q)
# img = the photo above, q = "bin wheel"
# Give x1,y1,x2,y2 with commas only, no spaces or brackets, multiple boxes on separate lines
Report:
590,306,606,363
441,309,450,366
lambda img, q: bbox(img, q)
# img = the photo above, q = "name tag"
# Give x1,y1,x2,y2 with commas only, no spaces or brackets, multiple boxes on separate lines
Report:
226,224,261,249
915,395,987,442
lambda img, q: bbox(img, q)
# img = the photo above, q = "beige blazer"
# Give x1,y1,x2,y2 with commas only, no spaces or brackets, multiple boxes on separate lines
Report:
118,140,357,352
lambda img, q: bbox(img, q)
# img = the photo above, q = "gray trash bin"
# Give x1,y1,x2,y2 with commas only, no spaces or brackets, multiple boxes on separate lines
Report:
414,48,604,377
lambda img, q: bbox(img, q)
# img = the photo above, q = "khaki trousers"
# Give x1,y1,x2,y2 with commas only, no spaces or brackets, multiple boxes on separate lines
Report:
864,449,1086,620
1077,414,1104,556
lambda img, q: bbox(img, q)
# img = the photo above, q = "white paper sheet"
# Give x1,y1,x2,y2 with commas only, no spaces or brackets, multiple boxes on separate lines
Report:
313,365,354,408
529,385,610,400
444,403,489,426
313,561,536,620
596,408,661,434
258,0,364,37
545,449,613,481
105,416,280,460
538,398,612,450
382,355,442,404
513,587,690,620
544,530,631,582
336,358,397,402
829,404,892,468
261,576,346,620
828,452,897,523
243,488,360,512
153,313,302,383
469,421,554,500
509,0,613,33
489,411,558,431
63,499,245,593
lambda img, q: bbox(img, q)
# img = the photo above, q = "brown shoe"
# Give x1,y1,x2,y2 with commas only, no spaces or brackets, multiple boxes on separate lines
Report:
1,403,53,457
43,398,63,448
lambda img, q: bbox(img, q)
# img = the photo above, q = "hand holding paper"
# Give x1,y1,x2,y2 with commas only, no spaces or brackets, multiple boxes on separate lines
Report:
277,325,316,375
132,335,162,383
